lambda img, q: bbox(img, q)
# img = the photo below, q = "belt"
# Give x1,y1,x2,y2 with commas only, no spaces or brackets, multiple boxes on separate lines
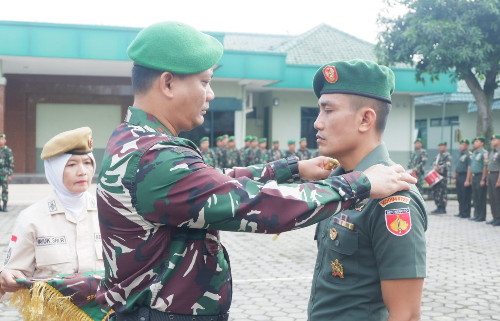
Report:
115,307,229,321
489,171,499,174
472,173,482,176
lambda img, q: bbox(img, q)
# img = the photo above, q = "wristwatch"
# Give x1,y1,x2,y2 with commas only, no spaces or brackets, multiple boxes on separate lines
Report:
286,156,300,181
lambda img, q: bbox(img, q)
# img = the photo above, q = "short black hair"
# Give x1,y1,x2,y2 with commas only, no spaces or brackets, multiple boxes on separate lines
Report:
350,95,391,133
131,64,163,94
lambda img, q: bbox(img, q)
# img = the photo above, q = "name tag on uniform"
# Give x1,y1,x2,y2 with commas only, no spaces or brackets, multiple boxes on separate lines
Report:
36,236,67,246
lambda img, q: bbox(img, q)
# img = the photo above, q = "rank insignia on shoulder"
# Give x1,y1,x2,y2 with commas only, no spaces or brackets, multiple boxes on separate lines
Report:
331,259,344,278
385,207,412,236
48,200,58,213
379,195,411,208
355,199,369,211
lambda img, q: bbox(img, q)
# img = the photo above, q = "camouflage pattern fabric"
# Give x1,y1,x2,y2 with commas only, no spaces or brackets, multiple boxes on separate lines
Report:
297,148,312,160
215,147,228,168
408,149,428,193
284,150,297,158
226,148,242,167
255,149,271,164
96,107,371,316
243,148,258,166
201,149,218,167
270,149,284,161
11,270,112,321
432,152,451,209
0,146,14,203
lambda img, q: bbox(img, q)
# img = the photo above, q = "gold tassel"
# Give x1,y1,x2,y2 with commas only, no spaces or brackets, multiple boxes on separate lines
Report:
10,281,94,321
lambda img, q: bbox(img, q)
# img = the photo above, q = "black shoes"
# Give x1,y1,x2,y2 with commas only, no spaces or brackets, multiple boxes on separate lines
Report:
1,201,6,212
492,221,500,226
431,208,446,214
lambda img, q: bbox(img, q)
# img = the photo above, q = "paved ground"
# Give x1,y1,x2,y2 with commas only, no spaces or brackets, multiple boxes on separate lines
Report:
0,184,499,320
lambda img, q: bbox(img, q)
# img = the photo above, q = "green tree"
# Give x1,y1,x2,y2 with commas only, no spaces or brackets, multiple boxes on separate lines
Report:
376,0,500,138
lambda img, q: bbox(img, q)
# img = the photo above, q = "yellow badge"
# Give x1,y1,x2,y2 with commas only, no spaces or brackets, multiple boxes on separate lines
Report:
378,195,411,208
329,228,338,240
331,259,344,278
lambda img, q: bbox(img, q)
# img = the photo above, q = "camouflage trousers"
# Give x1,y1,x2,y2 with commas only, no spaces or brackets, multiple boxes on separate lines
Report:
432,178,447,209
0,177,8,203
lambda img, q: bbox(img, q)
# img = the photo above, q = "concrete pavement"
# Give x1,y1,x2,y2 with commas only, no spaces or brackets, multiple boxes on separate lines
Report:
0,184,499,320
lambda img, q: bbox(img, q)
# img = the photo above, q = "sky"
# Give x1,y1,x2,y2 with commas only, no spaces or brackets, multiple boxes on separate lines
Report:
0,0,403,44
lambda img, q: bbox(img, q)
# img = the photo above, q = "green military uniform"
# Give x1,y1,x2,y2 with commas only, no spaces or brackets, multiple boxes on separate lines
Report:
0,136,14,212
407,142,428,193
255,138,271,164
226,136,242,167
297,138,312,160
454,139,472,218
270,140,284,161
243,137,259,166
214,136,228,168
284,139,297,158
470,140,489,221
431,144,451,213
199,137,218,167
487,135,500,225
308,144,427,320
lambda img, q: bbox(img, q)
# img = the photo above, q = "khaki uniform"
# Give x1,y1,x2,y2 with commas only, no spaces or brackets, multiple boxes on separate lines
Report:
2,190,103,277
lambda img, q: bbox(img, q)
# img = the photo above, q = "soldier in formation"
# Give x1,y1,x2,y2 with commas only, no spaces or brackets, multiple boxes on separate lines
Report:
467,136,489,222
408,138,428,194
297,137,312,160
431,142,451,214
453,138,472,218
0,134,14,212
487,134,500,226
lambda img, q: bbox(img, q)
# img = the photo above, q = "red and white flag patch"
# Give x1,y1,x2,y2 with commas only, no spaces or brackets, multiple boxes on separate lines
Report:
385,208,412,236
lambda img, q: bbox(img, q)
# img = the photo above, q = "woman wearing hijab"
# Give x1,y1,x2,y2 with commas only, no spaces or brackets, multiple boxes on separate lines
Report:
0,127,104,293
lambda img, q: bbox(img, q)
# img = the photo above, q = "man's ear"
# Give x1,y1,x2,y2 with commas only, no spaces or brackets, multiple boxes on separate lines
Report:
359,106,377,133
159,72,175,97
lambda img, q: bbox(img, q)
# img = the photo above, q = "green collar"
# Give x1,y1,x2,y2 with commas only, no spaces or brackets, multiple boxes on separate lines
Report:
125,106,174,136
333,143,393,175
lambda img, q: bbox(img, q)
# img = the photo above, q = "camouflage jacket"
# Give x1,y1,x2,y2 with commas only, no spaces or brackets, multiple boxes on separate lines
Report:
297,148,312,160
226,148,242,168
214,147,228,168
96,107,371,315
0,146,14,178
434,151,451,177
408,149,428,177
201,149,217,167
243,147,258,166
284,150,297,158
255,148,272,164
270,149,284,161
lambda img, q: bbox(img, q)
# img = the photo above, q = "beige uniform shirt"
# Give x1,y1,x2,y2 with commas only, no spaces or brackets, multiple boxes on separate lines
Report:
2,190,104,277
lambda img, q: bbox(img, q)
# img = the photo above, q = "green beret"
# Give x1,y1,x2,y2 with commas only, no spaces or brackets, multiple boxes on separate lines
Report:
414,138,422,143
222,134,229,139
474,136,486,143
459,138,470,144
0,134,5,138
127,21,223,74
288,140,296,145
491,134,500,140
438,141,447,146
300,137,307,142
258,138,267,143
272,140,279,144
41,127,93,160
244,135,252,142
251,136,258,142
199,136,209,143
216,136,223,142
228,136,235,142
313,59,395,103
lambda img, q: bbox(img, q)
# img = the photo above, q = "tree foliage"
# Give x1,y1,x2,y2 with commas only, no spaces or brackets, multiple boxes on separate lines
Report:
376,0,500,137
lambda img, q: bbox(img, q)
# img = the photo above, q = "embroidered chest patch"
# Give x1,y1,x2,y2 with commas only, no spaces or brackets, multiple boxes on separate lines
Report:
385,208,412,236
36,236,67,246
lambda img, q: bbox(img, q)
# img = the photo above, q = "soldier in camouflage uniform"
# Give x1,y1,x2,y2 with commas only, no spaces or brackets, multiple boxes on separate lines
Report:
240,135,251,155
408,138,428,194
284,139,297,158
225,136,242,167
243,136,258,166
270,140,284,161
214,136,228,168
297,137,312,160
431,142,451,214
96,22,414,321
199,136,217,167
0,134,14,212
255,138,271,164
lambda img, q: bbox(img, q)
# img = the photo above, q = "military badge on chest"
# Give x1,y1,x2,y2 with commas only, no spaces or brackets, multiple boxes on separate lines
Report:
331,259,344,278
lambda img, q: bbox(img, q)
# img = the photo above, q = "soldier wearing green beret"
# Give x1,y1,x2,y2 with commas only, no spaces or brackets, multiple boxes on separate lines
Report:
96,23,415,321
199,137,217,167
239,135,252,155
486,134,500,226
270,140,284,161
308,59,426,321
255,138,272,164
0,134,14,212
430,142,451,214
226,136,242,167
214,135,228,168
284,140,297,158
453,138,472,218
243,136,259,165
467,136,489,222
408,138,428,194
297,137,312,160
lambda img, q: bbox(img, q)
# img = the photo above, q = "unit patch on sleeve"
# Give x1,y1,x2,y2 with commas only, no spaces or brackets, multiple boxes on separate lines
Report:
378,195,411,208
385,208,412,236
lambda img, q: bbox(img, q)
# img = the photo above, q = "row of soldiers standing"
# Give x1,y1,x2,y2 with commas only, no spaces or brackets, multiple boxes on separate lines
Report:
199,135,314,168
408,135,500,226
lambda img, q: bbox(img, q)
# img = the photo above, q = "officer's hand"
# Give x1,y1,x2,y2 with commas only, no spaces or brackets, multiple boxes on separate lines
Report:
363,164,416,199
464,181,471,187
480,180,486,187
0,269,26,293
452,178,456,184
7,176,12,182
298,156,338,181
